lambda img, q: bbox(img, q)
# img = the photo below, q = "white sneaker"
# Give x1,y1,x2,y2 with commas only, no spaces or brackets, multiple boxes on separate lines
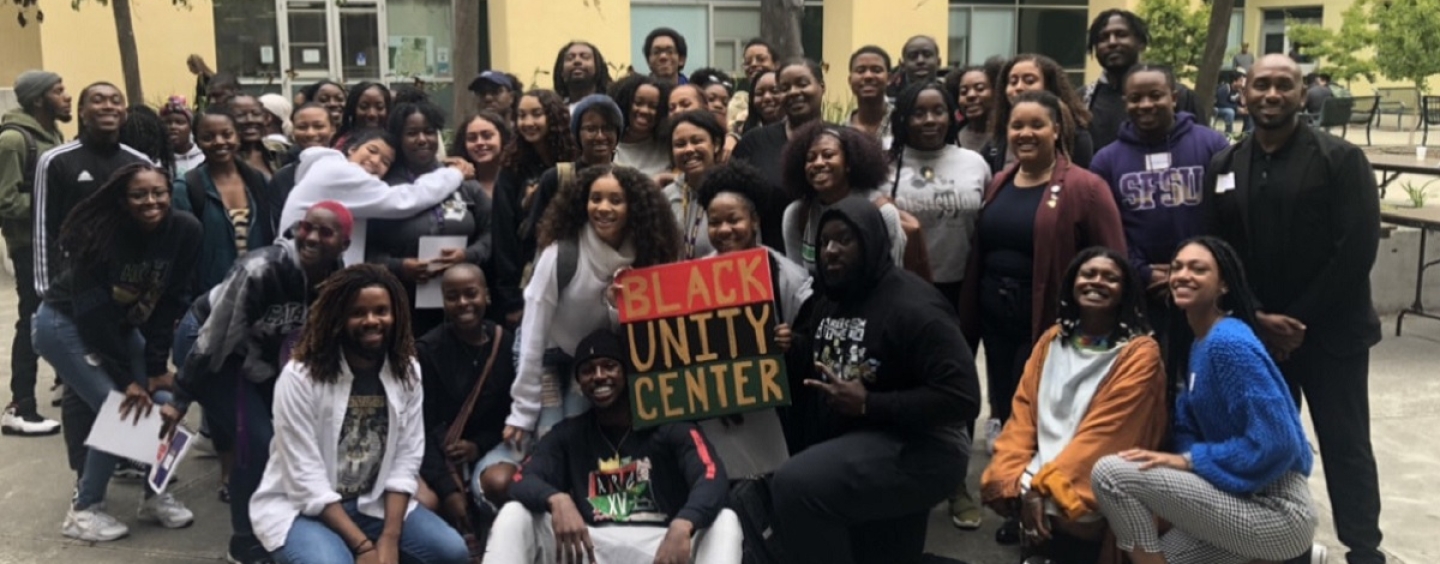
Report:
62,506,129,541
1,403,61,436
1311,544,1328,564
137,492,194,528
50,382,64,407
191,432,216,456
984,418,1003,455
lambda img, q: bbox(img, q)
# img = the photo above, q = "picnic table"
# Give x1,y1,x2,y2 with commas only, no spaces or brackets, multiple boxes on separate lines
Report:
1381,205,1440,336
1368,152,1440,199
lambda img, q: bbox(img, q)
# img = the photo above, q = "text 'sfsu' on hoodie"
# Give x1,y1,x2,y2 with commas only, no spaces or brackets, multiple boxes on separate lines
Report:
797,195,982,452
1088,112,1230,281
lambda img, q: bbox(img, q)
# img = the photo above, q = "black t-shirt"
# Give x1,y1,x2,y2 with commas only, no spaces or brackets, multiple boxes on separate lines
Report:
979,177,1046,280
336,362,388,500
731,122,795,253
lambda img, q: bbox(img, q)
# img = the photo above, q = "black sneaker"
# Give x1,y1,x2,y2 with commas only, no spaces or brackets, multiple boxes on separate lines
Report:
113,460,148,480
995,517,1021,545
227,534,275,564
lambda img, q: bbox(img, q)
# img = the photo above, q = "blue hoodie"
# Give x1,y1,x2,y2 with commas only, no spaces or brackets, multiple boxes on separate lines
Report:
1089,112,1230,281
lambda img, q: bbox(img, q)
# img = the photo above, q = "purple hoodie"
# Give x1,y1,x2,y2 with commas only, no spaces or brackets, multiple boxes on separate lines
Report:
1089,112,1230,282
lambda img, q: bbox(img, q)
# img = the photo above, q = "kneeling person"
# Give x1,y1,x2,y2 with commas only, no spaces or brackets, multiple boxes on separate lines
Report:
489,328,742,564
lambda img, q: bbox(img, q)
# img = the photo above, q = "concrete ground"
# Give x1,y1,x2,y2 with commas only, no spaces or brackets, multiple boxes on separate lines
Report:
0,124,1436,563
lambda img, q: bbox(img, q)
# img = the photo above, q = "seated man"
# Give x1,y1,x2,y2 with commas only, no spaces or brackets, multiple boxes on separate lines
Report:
772,196,981,564
487,329,742,564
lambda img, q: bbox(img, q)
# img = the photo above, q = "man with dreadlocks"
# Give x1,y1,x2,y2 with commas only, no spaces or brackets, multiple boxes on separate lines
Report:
162,201,353,564
553,41,614,108
248,264,470,564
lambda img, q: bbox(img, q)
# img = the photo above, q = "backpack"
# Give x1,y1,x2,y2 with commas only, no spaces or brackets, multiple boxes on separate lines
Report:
0,123,38,194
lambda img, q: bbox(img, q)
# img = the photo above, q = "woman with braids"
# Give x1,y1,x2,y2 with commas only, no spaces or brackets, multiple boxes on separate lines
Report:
959,90,1125,474
299,80,347,128
984,54,1095,173
33,163,200,541
982,247,1167,562
248,264,469,564
610,74,671,178
119,104,174,172
368,100,492,336
501,165,680,452
780,123,905,274
173,107,275,298
1092,237,1320,564
739,69,782,135
695,160,808,478
334,82,392,149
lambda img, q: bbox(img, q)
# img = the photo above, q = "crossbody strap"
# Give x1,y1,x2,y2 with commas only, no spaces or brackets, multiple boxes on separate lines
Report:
444,325,505,447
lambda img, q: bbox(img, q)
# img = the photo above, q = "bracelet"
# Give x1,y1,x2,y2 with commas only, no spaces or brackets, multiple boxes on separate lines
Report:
351,539,374,555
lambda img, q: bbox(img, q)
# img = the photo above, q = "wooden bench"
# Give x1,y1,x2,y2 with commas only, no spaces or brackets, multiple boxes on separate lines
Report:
1376,87,1419,129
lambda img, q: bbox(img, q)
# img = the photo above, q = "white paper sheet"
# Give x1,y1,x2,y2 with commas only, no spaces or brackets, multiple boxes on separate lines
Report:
415,235,467,308
84,391,164,464
343,218,368,266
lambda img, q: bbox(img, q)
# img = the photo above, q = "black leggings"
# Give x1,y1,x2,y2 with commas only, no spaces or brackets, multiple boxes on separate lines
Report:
978,275,1034,422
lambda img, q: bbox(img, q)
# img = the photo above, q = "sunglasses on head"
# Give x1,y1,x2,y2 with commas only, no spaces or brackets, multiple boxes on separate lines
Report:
295,220,339,239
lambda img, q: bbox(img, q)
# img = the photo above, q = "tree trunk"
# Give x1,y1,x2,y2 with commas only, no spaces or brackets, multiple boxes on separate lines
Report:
112,0,144,104
1193,0,1235,126
452,0,482,121
760,0,804,60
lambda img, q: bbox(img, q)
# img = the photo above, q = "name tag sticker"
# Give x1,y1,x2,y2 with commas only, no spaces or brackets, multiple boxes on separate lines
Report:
1216,172,1236,194
1145,152,1172,171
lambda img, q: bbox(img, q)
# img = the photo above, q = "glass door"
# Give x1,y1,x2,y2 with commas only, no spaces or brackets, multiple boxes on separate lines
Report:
276,0,386,96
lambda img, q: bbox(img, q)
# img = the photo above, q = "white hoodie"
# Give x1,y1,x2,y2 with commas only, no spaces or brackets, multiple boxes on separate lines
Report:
278,147,464,233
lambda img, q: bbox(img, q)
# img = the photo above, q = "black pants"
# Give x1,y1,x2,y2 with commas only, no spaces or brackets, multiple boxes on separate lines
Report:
979,275,1033,422
1280,343,1385,564
8,245,41,406
771,430,967,564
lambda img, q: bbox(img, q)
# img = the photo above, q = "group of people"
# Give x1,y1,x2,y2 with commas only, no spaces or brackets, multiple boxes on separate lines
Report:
0,10,1388,564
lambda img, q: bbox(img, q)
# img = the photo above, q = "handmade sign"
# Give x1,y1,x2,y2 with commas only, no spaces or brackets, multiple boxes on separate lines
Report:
617,248,790,428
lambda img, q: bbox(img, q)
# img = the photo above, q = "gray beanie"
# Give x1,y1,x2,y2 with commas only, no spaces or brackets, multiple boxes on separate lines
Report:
569,94,625,147
14,70,62,110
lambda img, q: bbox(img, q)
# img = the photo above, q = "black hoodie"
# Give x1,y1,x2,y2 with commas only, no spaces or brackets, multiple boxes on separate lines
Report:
797,196,981,450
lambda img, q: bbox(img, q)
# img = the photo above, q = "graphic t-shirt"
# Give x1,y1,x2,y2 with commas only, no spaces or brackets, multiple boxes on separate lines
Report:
336,364,388,500
586,430,665,523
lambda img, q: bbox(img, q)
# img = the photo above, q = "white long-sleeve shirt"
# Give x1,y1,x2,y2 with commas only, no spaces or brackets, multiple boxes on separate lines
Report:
507,228,634,431
249,357,425,552
278,147,463,233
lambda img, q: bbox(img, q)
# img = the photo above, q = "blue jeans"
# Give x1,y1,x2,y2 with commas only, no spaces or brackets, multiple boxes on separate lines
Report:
173,309,274,537
1215,107,1237,133
271,501,469,564
32,303,148,509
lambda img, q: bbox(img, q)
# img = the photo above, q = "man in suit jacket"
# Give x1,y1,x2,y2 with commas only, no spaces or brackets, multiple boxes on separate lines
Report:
1203,54,1385,564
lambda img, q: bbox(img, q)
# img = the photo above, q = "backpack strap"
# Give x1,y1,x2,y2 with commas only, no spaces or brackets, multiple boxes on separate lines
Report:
0,124,38,194
555,238,579,294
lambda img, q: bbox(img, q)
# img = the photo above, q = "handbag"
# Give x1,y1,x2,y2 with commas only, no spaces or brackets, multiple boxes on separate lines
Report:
443,324,504,564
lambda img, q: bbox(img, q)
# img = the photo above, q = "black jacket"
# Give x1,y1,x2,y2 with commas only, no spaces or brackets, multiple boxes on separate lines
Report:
178,238,339,402
792,196,981,451
45,211,202,389
510,414,728,527
416,321,516,476
32,139,151,296
1202,122,1382,355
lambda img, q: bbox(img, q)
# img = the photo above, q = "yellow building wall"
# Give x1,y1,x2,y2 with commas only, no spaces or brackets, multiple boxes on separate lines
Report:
0,14,45,88
820,0,950,107
37,0,215,137
488,0,633,92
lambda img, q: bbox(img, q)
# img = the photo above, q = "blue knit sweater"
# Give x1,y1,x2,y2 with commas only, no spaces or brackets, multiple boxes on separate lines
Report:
1176,317,1313,495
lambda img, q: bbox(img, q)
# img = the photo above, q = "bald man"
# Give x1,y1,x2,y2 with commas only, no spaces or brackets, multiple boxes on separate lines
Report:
1203,54,1385,564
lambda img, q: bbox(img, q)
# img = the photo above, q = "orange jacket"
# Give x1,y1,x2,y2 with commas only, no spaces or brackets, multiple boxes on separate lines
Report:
981,325,1168,521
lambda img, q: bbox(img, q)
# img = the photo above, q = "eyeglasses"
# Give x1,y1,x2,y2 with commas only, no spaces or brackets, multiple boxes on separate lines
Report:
295,220,338,239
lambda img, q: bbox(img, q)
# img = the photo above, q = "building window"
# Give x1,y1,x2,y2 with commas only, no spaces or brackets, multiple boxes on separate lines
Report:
629,1,821,79
950,1,1084,85
214,0,280,80
1261,6,1321,60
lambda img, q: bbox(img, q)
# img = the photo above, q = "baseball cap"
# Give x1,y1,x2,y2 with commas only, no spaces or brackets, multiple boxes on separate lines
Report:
468,70,517,93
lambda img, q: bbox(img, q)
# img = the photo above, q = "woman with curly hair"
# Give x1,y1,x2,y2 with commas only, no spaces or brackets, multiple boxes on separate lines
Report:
501,165,680,451
780,123,904,273
662,110,727,259
248,263,469,564
299,80,347,127
503,90,577,188
985,54,1095,172
982,247,1167,561
33,163,201,541
610,74,671,178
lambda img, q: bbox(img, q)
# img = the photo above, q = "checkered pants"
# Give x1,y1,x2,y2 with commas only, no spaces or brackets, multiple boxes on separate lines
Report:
1091,455,1316,563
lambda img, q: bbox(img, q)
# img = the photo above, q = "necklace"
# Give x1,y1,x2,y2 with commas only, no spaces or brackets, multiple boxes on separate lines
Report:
596,421,633,459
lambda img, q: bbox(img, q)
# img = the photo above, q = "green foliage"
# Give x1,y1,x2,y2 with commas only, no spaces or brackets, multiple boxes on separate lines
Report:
1136,0,1209,82
1400,178,1436,208
1369,0,1440,92
1286,1,1378,85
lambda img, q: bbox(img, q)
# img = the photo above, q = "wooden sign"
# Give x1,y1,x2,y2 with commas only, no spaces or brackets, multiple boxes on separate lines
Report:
616,248,790,428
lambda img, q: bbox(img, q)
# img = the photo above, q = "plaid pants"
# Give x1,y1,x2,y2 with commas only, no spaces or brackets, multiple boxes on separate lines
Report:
1091,455,1316,563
